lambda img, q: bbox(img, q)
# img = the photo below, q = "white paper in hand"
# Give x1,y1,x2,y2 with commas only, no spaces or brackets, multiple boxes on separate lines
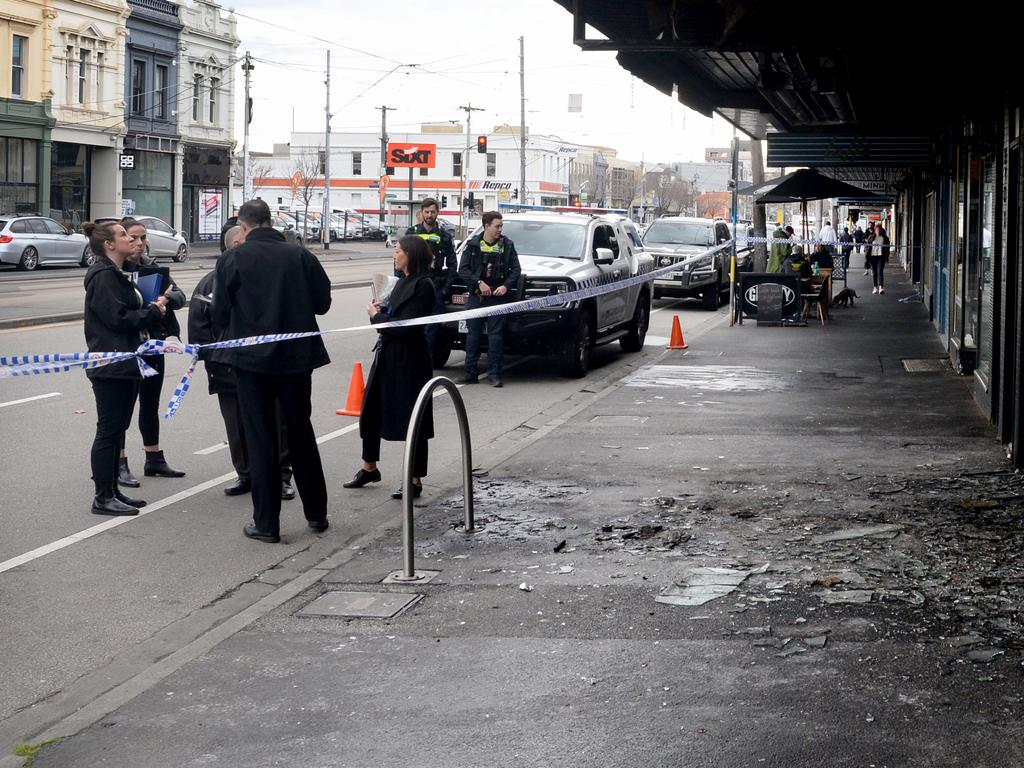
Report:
371,273,399,304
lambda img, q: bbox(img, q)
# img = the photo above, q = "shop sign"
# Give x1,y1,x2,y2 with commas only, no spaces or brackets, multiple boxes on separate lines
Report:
198,189,223,242
122,198,136,215
119,153,135,170
386,143,437,169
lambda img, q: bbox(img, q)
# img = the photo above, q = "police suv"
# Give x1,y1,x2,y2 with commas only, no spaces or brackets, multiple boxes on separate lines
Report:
435,212,654,378
642,216,734,309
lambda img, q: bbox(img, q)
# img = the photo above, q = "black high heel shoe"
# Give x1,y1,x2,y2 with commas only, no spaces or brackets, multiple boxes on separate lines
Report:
391,483,423,500
343,468,381,488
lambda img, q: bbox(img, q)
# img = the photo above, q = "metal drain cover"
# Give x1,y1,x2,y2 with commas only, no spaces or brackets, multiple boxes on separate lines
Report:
902,358,947,373
297,591,422,619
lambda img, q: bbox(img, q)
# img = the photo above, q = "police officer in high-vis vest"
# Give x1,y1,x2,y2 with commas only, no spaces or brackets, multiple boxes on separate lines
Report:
405,197,456,363
457,210,522,387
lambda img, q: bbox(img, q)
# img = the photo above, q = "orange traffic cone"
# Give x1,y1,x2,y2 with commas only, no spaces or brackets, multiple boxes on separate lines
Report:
336,362,365,416
667,315,688,350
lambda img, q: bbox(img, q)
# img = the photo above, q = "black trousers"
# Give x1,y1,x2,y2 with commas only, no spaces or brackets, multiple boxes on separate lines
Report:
235,370,327,535
361,431,429,477
91,378,140,490
869,256,887,287
217,391,292,482
137,355,164,446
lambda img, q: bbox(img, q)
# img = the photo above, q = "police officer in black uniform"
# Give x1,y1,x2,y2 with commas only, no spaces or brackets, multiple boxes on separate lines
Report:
457,210,521,387
405,197,455,364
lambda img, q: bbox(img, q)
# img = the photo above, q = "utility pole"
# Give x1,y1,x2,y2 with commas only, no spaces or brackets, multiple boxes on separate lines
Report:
729,133,739,327
457,103,484,236
322,49,332,249
639,154,645,223
519,36,527,207
241,51,254,202
376,105,396,232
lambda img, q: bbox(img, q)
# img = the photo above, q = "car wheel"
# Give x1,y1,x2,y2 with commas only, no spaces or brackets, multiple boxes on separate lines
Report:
81,246,95,267
620,291,650,353
17,246,39,271
561,310,593,378
172,244,188,263
701,273,721,310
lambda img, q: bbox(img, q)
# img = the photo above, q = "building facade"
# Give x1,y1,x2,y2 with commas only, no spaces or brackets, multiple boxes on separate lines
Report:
47,0,129,227
177,0,236,243
1,0,54,216
122,0,180,227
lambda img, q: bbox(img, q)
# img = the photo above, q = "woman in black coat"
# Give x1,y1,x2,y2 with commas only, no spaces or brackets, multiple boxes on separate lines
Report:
344,235,436,499
116,217,188,487
82,221,168,515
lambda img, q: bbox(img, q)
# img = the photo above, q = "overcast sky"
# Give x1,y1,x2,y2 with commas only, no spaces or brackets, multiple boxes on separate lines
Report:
230,0,737,164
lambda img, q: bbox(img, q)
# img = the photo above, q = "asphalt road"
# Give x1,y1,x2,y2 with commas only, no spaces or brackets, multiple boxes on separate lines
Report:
0,283,727,726
0,243,395,327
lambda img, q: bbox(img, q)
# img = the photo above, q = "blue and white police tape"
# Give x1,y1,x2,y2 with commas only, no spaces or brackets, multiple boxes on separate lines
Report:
739,236,907,250
1,241,734,418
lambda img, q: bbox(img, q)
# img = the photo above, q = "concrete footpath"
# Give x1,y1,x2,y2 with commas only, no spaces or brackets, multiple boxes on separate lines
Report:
16,266,1024,767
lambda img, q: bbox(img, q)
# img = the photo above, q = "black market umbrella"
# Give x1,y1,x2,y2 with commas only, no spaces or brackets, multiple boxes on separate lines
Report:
751,169,886,240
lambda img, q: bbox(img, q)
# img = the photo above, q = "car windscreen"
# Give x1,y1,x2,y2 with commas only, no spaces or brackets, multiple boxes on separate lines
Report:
0,220,6,230
497,220,587,259
643,221,714,247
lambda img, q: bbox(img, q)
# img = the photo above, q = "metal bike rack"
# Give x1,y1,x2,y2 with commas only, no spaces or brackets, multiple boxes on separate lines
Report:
391,376,476,582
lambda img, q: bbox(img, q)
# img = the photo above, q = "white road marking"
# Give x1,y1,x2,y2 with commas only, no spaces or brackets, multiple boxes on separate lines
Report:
0,381,466,575
0,392,61,409
650,298,687,315
194,442,229,455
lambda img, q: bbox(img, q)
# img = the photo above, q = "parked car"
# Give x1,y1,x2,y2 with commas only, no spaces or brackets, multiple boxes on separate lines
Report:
642,216,733,309
95,215,189,262
0,214,91,270
434,212,654,377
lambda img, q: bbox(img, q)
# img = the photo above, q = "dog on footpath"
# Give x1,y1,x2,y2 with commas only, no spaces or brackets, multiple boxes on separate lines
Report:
832,288,858,307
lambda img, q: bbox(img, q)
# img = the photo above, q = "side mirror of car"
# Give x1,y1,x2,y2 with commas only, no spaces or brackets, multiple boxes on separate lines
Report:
594,247,615,265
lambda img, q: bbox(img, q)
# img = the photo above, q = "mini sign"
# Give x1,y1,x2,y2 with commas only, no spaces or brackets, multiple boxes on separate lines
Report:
119,153,135,170
387,142,437,169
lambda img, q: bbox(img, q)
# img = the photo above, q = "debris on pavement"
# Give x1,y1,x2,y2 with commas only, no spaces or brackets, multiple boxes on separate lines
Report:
518,582,533,592
821,590,874,605
810,525,903,544
655,564,769,607
966,649,1005,664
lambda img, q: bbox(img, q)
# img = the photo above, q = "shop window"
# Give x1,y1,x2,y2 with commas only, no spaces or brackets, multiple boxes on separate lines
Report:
352,152,362,176
95,52,104,105
155,66,168,119
486,152,496,177
0,138,39,214
131,61,146,115
452,152,462,177
12,35,27,98
65,46,74,103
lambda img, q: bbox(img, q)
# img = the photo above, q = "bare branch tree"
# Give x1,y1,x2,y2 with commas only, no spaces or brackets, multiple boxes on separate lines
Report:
250,160,272,198
291,147,322,244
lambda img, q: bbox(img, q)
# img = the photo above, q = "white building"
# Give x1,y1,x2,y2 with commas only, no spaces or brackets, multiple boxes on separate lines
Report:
177,0,238,242
47,0,130,227
234,124,576,228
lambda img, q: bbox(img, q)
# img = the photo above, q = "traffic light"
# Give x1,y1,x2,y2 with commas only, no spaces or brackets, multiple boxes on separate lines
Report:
513,188,519,200
477,135,487,154
466,192,475,209
441,195,448,208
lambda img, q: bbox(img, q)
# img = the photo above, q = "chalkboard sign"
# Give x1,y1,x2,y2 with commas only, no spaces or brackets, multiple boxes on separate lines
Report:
737,273,802,325
757,282,783,326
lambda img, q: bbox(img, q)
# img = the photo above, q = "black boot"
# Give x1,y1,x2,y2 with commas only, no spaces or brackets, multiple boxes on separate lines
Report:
114,486,147,508
118,457,141,488
144,450,186,478
92,484,140,516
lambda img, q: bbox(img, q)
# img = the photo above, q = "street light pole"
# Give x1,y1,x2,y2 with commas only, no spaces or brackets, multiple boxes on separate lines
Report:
457,103,484,237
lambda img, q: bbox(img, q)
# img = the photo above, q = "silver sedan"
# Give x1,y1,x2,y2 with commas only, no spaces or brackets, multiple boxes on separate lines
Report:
0,215,91,270
134,216,189,262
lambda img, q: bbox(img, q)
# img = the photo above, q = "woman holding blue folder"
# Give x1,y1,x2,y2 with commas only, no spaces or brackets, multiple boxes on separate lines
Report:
82,221,168,515
116,218,188,486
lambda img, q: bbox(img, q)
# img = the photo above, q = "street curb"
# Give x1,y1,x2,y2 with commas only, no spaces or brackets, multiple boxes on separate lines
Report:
0,280,372,331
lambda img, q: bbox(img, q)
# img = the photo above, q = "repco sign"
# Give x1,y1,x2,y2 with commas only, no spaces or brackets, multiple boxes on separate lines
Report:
387,142,437,169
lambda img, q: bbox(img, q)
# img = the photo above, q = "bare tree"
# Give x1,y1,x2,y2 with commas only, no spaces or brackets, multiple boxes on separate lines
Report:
250,160,272,198
291,147,322,244
655,177,695,217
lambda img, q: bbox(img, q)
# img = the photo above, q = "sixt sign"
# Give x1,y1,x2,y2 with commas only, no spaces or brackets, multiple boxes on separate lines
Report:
387,142,437,169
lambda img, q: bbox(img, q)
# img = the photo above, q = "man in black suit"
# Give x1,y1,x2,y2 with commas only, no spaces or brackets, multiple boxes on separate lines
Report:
212,200,332,542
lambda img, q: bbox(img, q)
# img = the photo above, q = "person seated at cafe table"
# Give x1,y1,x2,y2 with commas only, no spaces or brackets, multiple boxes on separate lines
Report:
810,244,834,270
782,245,812,279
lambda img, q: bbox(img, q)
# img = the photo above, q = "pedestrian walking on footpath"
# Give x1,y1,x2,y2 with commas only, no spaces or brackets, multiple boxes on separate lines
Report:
188,226,296,500
818,220,838,256
839,226,854,269
115,217,187,487
458,211,522,387
767,224,791,272
82,220,168,516
344,236,436,500
405,197,456,366
868,223,891,294
212,199,332,543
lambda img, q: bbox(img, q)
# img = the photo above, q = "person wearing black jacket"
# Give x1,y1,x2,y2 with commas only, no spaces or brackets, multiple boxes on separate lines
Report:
188,225,295,499
343,236,435,499
868,223,891,294
457,211,522,387
405,198,455,364
115,217,187,486
212,199,332,543
82,220,168,515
